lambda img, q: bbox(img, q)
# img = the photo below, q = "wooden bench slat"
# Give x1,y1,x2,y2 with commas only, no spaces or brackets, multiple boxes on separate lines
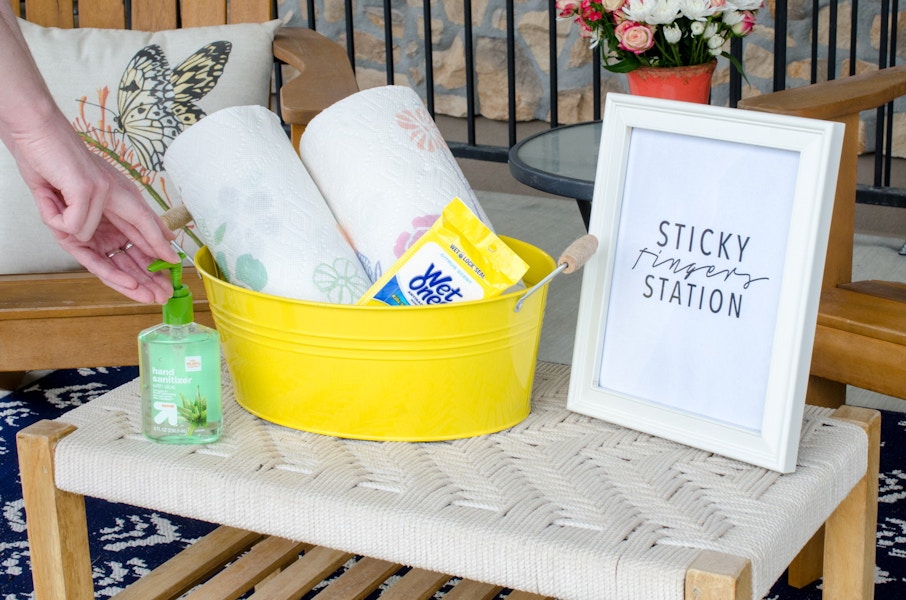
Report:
184,536,311,600
312,557,402,600
504,592,557,600
111,526,264,600
378,568,451,600
440,579,505,600
250,545,355,600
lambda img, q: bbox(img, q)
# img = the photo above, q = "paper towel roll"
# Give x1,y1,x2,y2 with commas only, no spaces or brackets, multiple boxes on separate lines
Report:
163,105,370,304
298,85,490,283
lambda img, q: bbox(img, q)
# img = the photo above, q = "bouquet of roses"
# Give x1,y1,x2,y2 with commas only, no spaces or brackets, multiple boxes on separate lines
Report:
557,0,761,75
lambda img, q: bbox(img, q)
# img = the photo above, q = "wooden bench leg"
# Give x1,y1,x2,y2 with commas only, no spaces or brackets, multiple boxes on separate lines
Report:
16,419,94,600
787,525,825,588
0,370,25,390
786,373,849,586
685,549,752,600
822,405,880,600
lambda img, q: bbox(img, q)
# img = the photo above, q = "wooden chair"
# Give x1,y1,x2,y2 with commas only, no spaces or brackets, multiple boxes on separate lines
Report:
739,67,906,409
0,0,358,386
736,69,906,590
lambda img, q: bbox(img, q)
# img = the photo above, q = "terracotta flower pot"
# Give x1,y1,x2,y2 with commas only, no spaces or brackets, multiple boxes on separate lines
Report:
625,61,717,104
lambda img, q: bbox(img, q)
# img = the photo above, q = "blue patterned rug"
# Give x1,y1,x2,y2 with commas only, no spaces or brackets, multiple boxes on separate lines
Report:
2,367,905,598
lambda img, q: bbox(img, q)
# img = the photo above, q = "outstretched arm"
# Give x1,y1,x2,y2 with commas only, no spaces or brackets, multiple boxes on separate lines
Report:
0,4,180,303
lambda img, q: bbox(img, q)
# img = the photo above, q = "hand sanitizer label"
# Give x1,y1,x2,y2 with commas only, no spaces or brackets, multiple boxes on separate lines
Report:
139,330,222,442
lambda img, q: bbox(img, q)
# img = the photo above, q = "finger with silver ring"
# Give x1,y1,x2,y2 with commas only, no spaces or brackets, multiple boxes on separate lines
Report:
107,241,134,259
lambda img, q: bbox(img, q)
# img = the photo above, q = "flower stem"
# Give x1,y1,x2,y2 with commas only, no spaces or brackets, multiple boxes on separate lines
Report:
79,133,202,247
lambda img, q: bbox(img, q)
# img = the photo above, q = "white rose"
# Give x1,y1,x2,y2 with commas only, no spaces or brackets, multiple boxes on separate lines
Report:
680,0,719,20
664,24,683,43
708,34,725,49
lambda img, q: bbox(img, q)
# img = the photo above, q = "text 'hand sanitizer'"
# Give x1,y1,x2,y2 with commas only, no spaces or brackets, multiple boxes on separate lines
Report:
139,253,222,443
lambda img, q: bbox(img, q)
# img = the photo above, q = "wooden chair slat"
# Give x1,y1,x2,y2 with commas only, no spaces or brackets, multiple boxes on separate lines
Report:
9,0,20,17
180,0,228,28
76,0,126,29
251,545,355,600
21,0,74,27
131,0,177,31
184,536,311,600
229,0,274,24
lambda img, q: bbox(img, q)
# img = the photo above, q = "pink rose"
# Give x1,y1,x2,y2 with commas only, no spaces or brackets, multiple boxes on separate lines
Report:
602,0,627,11
615,21,655,55
579,0,603,23
555,0,580,18
732,10,757,36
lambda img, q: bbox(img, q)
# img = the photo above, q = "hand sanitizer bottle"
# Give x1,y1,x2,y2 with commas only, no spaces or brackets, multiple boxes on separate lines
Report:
139,253,222,443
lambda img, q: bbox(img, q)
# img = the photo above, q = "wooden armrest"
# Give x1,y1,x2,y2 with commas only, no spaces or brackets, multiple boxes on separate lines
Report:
818,283,906,347
738,64,906,120
840,279,906,303
273,27,359,127
813,283,906,398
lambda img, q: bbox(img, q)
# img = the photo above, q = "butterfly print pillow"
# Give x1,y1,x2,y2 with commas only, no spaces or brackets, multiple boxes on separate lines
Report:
0,19,280,275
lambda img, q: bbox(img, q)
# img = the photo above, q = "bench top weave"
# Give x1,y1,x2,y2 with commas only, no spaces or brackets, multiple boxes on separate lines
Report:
53,361,867,599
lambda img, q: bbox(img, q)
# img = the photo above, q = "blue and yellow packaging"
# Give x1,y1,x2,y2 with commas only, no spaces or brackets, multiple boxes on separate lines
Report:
358,197,528,307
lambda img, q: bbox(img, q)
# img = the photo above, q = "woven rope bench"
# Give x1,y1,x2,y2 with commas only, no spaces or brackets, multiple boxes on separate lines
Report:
17,361,879,600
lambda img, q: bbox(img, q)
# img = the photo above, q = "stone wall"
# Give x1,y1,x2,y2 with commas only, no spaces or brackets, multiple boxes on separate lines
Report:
281,0,906,154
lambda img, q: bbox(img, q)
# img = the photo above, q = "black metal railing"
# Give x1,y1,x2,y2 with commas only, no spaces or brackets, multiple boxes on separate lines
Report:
292,0,904,204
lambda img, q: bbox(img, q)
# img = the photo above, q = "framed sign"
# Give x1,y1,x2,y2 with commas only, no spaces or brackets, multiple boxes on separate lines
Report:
566,94,844,473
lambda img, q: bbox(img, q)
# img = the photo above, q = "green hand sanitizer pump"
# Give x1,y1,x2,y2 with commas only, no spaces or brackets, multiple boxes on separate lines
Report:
138,253,222,443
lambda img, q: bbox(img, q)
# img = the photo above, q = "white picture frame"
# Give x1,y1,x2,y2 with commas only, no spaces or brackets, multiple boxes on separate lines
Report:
567,94,844,473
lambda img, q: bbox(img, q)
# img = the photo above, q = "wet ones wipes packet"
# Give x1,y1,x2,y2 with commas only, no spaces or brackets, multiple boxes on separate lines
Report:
358,197,528,307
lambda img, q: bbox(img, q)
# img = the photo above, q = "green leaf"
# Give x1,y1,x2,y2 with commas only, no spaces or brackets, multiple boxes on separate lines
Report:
602,56,642,74
722,52,750,85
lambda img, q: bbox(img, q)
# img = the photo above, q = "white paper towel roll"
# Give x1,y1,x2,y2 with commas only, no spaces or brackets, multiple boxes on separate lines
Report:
298,85,490,283
163,105,370,304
